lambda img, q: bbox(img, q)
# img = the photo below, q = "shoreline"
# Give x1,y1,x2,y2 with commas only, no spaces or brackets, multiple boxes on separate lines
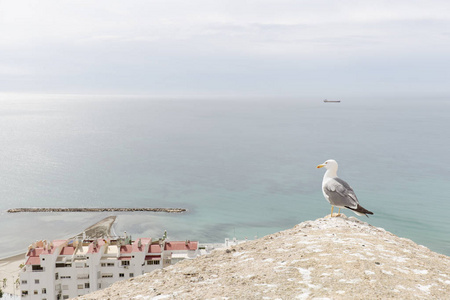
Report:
7,207,187,213
0,215,117,295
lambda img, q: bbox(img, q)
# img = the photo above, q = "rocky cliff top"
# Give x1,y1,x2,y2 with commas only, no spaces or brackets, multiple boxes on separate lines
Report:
78,215,450,299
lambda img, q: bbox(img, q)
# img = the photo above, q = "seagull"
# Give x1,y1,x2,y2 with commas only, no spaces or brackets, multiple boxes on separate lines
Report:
317,159,373,217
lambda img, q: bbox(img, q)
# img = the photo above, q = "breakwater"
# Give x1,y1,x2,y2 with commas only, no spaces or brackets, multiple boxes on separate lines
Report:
7,207,186,213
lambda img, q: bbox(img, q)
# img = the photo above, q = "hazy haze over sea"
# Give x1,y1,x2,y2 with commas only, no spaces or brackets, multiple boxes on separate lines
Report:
0,95,449,258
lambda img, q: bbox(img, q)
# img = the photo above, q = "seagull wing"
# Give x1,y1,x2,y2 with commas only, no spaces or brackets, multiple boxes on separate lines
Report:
323,177,359,209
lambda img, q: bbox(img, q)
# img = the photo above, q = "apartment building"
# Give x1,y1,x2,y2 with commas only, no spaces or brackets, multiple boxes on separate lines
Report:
20,237,199,299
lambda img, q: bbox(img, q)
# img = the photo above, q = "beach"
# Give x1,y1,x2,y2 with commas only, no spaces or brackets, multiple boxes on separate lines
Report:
0,253,23,295
0,216,116,296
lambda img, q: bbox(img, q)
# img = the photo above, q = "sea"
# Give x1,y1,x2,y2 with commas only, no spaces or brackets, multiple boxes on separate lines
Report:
0,95,449,258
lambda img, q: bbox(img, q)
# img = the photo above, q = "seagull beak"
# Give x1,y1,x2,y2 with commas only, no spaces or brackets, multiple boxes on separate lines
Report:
317,164,325,169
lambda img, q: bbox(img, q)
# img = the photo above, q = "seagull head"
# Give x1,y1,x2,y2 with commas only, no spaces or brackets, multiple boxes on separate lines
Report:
317,159,338,171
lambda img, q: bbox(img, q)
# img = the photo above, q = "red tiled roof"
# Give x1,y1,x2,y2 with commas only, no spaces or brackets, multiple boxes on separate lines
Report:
60,247,75,255
25,239,67,257
145,255,161,260
27,247,56,256
120,245,133,254
27,248,44,257
25,256,41,265
164,241,198,251
118,256,131,260
87,239,106,254
148,244,161,253
132,238,151,252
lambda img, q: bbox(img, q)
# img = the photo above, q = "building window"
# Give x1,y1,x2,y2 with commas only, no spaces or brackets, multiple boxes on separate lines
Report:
129,273,134,278
32,265,44,271
62,285,69,290
21,280,27,284
35,279,39,284
101,263,106,267
121,261,130,266
42,288,47,294
101,274,113,278
60,276,71,279
119,273,124,277
63,295,69,299
147,260,160,265
84,283,90,289
107,262,115,267
21,290,28,296
55,273,59,280
77,284,84,289
34,290,38,294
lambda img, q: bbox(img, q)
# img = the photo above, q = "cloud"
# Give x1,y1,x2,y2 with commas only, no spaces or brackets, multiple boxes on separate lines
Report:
0,65,33,76
0,0,449,96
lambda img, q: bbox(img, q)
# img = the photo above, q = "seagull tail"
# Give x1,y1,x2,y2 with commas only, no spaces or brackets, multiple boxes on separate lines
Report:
345,205,374,217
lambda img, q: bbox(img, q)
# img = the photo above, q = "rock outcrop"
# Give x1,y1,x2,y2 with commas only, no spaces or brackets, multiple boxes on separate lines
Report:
78,215,450,299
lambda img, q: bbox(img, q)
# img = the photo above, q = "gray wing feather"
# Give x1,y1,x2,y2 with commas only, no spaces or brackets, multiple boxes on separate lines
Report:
323,177,359,208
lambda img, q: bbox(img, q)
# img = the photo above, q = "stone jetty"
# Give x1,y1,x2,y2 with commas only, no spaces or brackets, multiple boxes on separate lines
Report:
7,207,186,213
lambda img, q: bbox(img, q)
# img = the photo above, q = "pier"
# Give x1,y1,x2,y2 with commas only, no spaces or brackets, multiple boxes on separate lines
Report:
7,207,186,213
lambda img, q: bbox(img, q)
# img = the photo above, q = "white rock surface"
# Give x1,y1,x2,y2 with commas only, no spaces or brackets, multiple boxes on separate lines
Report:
77,215,450,299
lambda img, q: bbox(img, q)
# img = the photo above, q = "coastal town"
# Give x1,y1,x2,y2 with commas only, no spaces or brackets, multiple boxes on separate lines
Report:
0,217,246,299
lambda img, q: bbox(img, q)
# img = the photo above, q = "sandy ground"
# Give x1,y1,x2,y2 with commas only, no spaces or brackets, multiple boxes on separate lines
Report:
0,253,23,295
0,215,116,295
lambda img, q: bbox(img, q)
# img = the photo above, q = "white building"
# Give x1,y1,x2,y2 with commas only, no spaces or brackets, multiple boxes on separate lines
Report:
19,237,201,299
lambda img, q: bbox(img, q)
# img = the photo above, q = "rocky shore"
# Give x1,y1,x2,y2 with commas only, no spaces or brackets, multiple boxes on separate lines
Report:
7,207,186,213
78,214,450,299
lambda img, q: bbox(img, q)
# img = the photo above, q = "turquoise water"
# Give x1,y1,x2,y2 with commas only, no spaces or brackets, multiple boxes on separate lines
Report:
0,96,449,258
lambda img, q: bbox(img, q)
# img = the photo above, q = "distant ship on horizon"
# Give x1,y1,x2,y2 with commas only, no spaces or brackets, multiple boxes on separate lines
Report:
323,99,341,103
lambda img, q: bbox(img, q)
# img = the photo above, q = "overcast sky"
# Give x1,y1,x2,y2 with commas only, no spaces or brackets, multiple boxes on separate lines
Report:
1,0,449,98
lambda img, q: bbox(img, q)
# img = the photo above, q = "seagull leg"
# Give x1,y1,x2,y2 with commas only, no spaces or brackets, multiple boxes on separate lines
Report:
331,206,334,217
337,208,341,216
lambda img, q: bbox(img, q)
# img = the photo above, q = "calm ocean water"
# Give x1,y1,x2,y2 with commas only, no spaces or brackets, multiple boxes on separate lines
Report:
0,96,449,258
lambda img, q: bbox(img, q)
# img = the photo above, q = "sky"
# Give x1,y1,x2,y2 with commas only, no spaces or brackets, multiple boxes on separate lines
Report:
0,0,449,98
